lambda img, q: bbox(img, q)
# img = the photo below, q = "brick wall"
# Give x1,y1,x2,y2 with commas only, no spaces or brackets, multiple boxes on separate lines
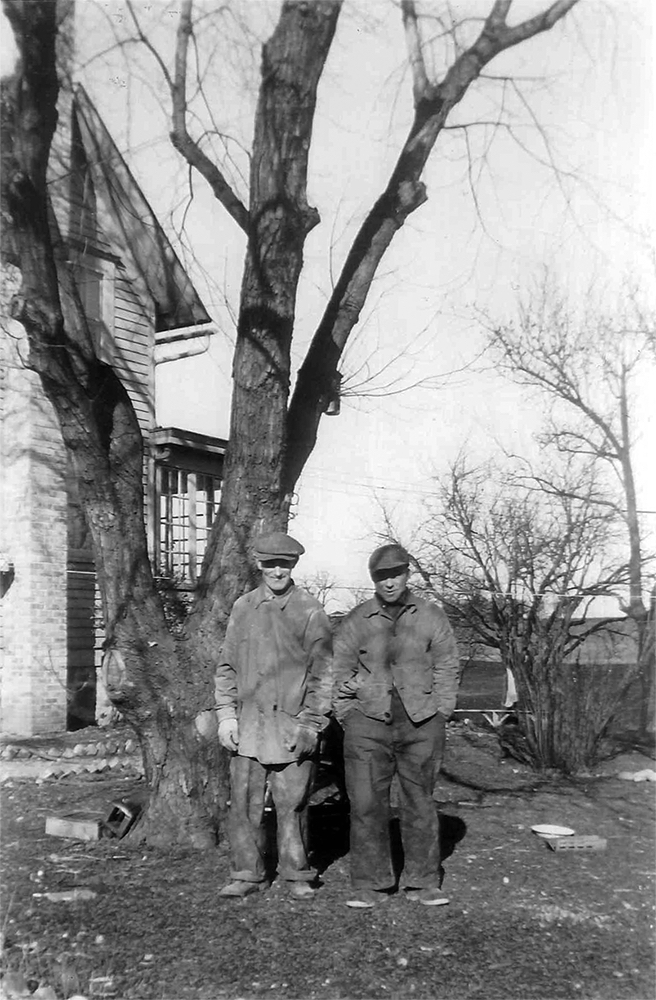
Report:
0,0,74,735
0,318,68,735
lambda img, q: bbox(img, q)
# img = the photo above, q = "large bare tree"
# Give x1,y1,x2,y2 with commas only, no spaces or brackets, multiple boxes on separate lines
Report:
1,0,580,844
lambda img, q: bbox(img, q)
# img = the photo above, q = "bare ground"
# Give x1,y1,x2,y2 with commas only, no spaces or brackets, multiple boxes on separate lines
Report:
1,724,654,1000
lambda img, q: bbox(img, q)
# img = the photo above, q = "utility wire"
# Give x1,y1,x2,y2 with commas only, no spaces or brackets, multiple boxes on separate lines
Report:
298,471,656,515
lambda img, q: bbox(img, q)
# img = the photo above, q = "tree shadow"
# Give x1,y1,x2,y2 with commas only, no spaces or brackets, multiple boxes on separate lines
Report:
266,715,469,880
439,811,468,860
310,805,468,880
309,800,351,876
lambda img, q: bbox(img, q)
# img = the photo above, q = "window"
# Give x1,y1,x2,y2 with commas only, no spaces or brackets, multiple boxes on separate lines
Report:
71,257,116,365
158,465,221,584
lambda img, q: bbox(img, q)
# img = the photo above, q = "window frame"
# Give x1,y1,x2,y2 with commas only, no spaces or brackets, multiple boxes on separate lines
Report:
156,463,221,586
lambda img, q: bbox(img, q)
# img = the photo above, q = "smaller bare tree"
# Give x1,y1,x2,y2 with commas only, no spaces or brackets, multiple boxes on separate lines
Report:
488,281,655,735
296,570,339,610
394,457,639,772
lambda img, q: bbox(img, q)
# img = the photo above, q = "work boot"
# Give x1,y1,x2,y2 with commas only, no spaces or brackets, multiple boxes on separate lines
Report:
404,886,449,906
288,881,317,900
345,888,392,909
218,880,265,899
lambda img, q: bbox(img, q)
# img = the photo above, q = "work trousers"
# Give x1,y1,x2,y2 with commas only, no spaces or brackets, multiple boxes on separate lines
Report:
342,690,445,891
227,753,315,884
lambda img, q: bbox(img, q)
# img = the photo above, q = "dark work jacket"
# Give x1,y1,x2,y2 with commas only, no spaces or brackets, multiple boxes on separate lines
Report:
332,591,460,724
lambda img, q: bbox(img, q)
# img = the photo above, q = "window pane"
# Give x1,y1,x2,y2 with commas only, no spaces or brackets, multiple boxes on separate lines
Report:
159,466,190,579
195,474,221,576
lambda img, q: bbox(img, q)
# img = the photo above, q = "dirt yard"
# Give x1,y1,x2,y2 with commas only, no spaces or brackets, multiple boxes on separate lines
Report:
1,723,654,1000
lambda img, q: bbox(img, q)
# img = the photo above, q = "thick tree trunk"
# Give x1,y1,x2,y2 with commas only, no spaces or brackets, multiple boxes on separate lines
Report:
193,1,341,634
2,0,226,847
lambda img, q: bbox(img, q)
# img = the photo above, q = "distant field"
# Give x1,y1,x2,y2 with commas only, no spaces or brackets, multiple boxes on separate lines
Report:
455,661,650,739
456,662,507,710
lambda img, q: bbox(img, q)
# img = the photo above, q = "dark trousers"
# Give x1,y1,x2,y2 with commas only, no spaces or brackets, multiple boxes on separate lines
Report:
227,754,315,884
342,691,445,890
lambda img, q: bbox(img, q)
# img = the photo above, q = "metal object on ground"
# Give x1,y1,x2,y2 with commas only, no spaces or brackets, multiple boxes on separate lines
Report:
101,799,141,838
531,824,575,838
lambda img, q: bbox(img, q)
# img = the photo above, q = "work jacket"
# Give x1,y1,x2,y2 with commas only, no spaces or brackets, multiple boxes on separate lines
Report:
215,583,333,765
332,591,460,724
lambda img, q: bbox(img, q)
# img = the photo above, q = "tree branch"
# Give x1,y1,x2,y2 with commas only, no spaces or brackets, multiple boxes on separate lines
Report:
490,0,579,50
285,0,580,491
169,0,249,233
401,0,432,105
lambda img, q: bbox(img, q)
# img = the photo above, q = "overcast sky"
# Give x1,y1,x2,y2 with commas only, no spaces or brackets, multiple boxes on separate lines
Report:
2,0,655,609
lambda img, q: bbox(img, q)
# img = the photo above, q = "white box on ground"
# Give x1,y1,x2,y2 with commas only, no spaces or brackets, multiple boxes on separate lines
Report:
45,812,102,841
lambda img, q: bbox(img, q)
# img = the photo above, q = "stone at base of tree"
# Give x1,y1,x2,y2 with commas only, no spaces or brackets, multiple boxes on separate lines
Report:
1,969,30,997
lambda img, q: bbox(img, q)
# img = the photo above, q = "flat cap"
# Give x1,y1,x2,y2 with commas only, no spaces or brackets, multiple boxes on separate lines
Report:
368,543,411,576
253,531,305,561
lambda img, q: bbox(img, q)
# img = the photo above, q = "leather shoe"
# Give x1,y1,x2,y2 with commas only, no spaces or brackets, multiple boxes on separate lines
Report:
405,887,449,906
345,888,391,909
219,880,265,899
289,881,317,900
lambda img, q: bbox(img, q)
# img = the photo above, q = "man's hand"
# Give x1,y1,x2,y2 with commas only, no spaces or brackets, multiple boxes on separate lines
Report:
218,719,239,751
285,725,317,761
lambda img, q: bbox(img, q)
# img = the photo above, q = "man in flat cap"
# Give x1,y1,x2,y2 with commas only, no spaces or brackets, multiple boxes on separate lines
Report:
215,531,333,899
333,543,460,908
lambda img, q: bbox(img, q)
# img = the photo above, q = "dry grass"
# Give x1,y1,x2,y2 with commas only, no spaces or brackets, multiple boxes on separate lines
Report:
1,728,654,1000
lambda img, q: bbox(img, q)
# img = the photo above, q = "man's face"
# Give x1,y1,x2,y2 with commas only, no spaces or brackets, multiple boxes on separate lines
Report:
257,557,297,595
372,565,410,604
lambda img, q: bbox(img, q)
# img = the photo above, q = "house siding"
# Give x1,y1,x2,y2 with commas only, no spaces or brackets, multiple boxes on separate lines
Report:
114,272,155,436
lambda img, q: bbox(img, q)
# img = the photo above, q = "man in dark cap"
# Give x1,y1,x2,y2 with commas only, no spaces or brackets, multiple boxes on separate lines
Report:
215,532,333,900
333,543,460,908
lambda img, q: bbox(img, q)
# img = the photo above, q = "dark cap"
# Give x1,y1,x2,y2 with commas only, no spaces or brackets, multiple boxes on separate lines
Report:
368,543,411,576
253,531,305,561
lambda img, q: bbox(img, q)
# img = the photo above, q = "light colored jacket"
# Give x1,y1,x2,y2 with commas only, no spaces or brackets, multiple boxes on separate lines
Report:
332,592,460,724
215,583,333,765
